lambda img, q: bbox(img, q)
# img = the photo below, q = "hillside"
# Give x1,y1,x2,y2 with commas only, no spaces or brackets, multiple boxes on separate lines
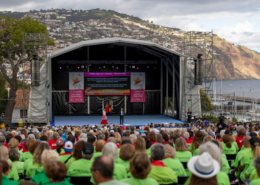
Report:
0,8,259,80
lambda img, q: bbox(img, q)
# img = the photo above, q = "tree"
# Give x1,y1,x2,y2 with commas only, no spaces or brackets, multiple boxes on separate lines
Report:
200,89,212,112
0,16,55,126
0,73,8,116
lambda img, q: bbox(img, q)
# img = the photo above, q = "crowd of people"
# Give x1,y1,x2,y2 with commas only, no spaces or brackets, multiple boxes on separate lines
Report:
0,117,260,185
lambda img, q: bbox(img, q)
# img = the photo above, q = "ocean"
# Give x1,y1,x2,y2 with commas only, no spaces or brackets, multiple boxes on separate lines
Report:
208,79,260,98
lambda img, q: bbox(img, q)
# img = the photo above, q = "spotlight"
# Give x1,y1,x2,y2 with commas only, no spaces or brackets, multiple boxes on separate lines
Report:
77,67,80,69
154,67,156,69
81,65,84,69
99,67,101,69
147,66,149,68
116,67,118,69
132,65,135,69
112,66,114,68
137,67,139,70
85,66,88,68
124,64,127,67
59,67,62,69
103,66,105,68
67,66,69,68
129,66,131,68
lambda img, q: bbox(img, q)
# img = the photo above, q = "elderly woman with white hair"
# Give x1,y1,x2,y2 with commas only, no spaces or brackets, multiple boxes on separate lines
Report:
30,150,70,185
163,144,187,177
90,142,127,184
184,142,230,185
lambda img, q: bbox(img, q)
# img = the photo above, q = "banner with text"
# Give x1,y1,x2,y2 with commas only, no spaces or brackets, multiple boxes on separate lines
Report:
69,72,84,103
130,72,145,102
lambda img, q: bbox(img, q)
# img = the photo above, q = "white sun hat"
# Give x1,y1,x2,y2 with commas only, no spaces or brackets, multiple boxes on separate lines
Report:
187,152,220,179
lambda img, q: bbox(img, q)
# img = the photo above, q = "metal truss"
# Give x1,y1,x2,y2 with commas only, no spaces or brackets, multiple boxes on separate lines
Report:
180,31,215,120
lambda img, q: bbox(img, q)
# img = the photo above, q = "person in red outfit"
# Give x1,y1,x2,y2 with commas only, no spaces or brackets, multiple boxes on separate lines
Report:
236,127,246,149
48,132,60,150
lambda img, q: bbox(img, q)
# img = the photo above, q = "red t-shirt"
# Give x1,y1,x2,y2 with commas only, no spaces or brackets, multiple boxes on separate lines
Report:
4,142,9,149
236,136,244,149
116,143,120,148
163,141,169,145
18,142,26,152
185,139,192,146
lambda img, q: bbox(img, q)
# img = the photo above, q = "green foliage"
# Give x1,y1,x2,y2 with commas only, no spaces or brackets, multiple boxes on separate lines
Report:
200,89,213,112
232,117,238,123
202,114,219,122
0,74,8,115
17,80,30,89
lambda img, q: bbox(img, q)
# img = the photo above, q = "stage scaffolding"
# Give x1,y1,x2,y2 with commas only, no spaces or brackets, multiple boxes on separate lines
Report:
23,33,49,125
180,31,215,121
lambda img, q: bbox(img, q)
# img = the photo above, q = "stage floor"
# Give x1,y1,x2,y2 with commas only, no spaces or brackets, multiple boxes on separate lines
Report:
53,114,184,126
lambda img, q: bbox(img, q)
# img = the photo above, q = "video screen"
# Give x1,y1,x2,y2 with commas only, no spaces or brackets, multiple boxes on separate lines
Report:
84,72,130,95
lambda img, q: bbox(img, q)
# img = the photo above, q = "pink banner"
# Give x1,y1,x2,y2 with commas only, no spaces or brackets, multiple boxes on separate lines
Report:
85,72,130,77
69,90,84,103
130,89,145,102
130,72,145,102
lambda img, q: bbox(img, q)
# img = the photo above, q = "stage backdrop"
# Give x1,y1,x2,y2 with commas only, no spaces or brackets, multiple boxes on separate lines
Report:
130,72,146,102
69,72,84,103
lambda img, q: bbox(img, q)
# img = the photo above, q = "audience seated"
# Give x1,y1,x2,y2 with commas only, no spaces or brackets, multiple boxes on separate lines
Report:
0,160,19,185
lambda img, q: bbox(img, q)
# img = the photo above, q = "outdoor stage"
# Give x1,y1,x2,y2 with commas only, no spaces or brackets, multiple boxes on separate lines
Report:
52,114,184,126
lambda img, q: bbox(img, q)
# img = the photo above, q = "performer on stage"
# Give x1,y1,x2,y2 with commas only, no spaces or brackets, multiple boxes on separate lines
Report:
120,108,124,125
101,109,108,124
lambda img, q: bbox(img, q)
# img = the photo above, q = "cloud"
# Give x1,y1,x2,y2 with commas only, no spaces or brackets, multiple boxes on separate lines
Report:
0,0,260,51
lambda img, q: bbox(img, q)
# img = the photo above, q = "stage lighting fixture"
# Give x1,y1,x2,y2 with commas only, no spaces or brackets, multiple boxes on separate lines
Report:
129,66,131,68
77,67,80,69
85,66,88,68
67,66,69,68
124,64,128,67
154,67,156,69
147,66,149,68
137,67,139,70
103,66,105,68
59,67,62,69
99,67,101,69
116,67,118,69
132,65,135,69
81,65,84,69
112,66,114,68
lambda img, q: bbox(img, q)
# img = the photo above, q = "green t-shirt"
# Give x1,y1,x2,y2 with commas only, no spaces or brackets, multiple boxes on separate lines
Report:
121,177,159,185
59,154,72,163
116,158,130,172
67,159,92,177
26,162,44,177
7,159,19,181
249,178,260,185
90,163,127,184
232,141,239,152
222,143,237,154
246,161,255,177
148,163,177,184
66,157,76,168
43,179,73,185
188,143,197,152
250,169,260,181
54,149,65,155
221,154,230,174
1,175,19,185
23,158,34,173
184,171,230,185
91,152,102,161
99,180,129,185
241,145,245,151
175,151,192,162
240,150,254,183
18,150,25,162
192,149,200,156
12,161,24,175
162,158,187,176
146,148,151,155
31,171,72,185
23,152,33,161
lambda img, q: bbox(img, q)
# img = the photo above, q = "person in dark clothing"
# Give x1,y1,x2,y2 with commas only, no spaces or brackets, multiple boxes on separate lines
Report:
216,116,226,133
120,108,124,125
187,109,192,123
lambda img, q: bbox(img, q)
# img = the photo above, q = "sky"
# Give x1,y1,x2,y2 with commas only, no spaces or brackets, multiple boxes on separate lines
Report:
1,0,260,52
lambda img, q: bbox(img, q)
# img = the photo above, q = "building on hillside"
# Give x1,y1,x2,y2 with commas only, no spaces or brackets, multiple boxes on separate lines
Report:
12,89,30,123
